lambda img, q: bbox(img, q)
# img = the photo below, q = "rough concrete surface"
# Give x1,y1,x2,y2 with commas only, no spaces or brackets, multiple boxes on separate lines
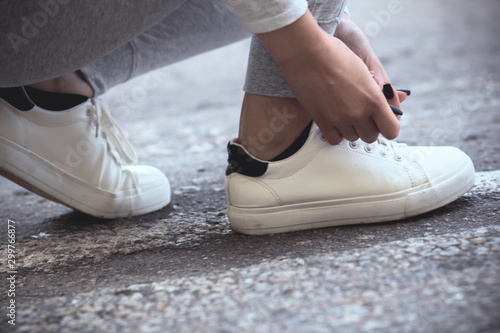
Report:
1,0,499,332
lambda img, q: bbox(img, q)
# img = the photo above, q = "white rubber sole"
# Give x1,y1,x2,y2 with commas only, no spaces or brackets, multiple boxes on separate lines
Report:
0,136,170,218
228,158,475,235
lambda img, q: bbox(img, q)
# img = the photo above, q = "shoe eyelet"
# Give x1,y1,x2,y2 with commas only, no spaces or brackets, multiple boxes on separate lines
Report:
394,155,403,162
101,131,107,139
86,107,92,116
320,134,327,142
349,141,359,149
364,145,373,153
379,150,387,158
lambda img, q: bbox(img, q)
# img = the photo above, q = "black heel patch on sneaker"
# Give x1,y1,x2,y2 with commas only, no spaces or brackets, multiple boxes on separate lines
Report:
226,143,268,177
0,87,35,111
24,86,87,111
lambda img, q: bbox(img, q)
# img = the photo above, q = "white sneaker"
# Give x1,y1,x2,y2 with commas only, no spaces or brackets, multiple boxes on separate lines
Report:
225,124,475,235
0,87,171,218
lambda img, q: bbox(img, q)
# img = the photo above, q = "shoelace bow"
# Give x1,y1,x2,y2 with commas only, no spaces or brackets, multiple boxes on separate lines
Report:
86,99,138,165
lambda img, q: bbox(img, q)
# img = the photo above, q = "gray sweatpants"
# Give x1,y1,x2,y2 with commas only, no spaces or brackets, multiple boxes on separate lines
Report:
0,0,347,98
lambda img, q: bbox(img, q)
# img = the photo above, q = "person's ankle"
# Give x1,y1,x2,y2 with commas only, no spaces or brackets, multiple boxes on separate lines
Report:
238,94,312,161
237,135,295,161
28,71,94,98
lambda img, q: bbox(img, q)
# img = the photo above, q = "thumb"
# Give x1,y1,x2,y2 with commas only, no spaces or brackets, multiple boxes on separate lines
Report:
397,91,408,103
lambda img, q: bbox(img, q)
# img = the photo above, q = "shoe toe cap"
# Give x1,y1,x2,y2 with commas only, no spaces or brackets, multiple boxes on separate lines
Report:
407,146,475,183
123,164,171,205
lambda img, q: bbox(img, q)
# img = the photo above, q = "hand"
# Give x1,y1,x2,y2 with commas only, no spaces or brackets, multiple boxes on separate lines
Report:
257,11,400,144
335,13,407,116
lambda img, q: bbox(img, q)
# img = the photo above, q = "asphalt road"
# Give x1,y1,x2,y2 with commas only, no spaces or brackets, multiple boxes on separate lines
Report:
1,0,499,332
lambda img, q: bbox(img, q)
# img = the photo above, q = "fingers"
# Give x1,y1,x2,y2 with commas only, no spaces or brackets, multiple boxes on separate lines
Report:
397,91,408,103
319,120,377,145
382,83,401,108
382,83,411,121
335,124,360,142
372,102,400,140
319,124,343,145
381,83,411,106
317,80,401,144
319,107,387,144
324,117,394,144
394,89,410,120
354,116,382,143
363,81,401,141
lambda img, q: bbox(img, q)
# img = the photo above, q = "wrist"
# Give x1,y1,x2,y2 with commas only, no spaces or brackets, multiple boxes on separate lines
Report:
256,10,331,66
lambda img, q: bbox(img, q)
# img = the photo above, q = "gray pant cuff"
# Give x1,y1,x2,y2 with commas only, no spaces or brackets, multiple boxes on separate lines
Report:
243,0,347,98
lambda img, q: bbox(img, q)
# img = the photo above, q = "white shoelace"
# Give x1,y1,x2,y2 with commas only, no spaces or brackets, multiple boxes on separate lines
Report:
347,136,403,160
86,99,138,165
366,136,403,160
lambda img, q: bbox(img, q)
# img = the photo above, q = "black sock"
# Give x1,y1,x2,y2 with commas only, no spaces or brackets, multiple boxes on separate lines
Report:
24,86,88,111
271,121,313,162
0,87,35,111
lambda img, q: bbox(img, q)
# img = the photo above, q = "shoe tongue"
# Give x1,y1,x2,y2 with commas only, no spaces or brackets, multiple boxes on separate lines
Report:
24,86,88,111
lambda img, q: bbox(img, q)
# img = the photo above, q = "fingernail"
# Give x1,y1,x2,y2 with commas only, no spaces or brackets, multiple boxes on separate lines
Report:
398,89,411,96
383,83,394,99
390,105,403,116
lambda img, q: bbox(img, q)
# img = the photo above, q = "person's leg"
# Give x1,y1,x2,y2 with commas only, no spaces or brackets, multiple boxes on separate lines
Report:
80,0,249,97
225,0,475,235
0,0,248,218
22,0,249,98
29,71,94,97
0,0,188,87
238,0,347,160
